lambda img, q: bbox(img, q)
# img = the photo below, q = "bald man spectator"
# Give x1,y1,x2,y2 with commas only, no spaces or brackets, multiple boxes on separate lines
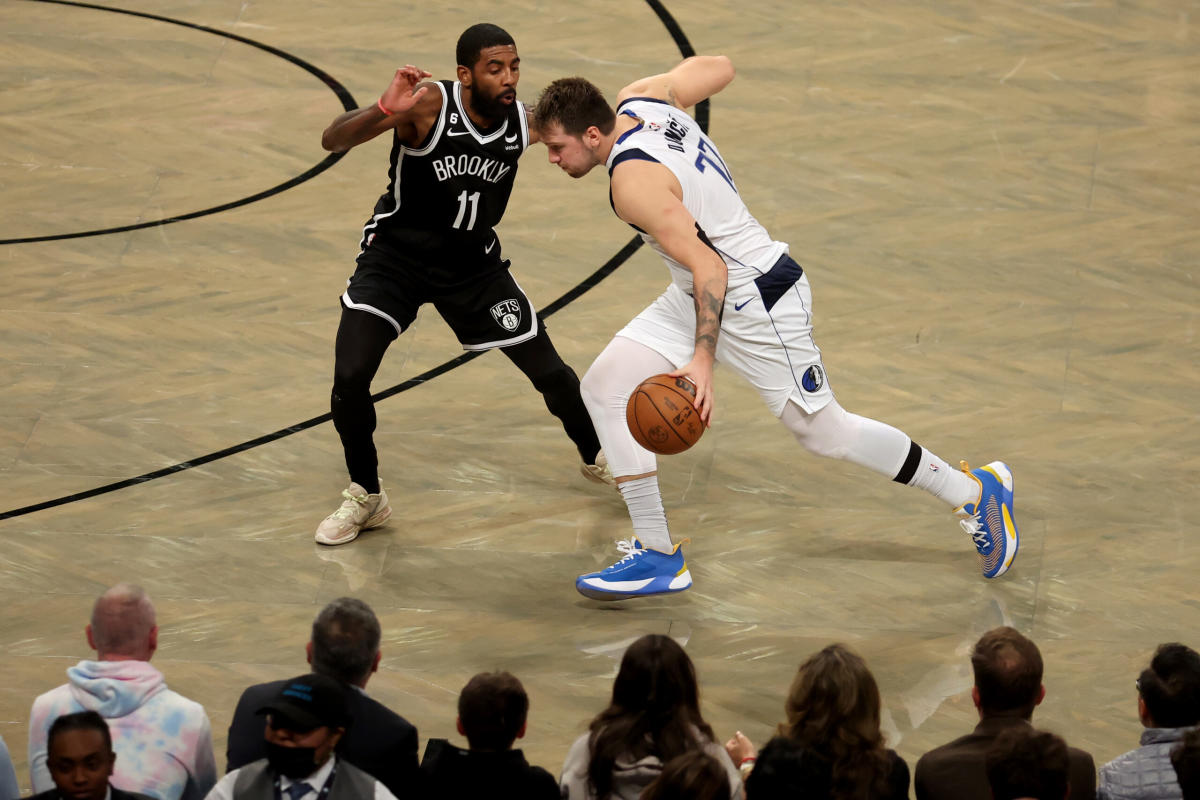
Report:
226,598,419,798
28,583,217,800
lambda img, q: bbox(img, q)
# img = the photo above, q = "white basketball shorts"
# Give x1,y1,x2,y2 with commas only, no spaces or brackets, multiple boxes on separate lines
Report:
616,253,834,416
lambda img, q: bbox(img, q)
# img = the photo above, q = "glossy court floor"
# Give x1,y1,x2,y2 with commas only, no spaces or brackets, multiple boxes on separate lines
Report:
1,0,1198,791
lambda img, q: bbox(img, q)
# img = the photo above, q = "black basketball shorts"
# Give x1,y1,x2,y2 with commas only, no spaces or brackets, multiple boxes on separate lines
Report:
341,250,539,351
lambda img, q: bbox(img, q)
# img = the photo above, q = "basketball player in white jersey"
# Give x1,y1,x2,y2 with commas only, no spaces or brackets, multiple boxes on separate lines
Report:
533,56,1019,600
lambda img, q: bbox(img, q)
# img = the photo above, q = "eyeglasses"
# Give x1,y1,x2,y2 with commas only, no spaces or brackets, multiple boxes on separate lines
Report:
1135,678,1142,693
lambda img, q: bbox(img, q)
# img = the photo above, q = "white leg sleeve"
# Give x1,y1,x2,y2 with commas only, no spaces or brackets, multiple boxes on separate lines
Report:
779,398,976,508
579,336,674,478
781,397,910,476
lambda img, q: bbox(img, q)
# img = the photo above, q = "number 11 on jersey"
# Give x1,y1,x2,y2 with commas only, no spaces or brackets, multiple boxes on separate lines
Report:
453,190,480,230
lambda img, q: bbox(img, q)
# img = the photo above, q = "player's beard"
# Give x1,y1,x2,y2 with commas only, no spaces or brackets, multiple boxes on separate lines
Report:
468,85,515,123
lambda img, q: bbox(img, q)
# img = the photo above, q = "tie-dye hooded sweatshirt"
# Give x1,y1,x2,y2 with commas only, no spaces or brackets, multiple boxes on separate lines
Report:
28,660,216,800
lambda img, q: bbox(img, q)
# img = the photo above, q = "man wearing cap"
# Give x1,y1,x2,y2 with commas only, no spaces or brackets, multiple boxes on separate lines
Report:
205,674,396,800
226,598,418,797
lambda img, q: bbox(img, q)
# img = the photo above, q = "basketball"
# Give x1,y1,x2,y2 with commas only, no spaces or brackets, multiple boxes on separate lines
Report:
626,374,705,455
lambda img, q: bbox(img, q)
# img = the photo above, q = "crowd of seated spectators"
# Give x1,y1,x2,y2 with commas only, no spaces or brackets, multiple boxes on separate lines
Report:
3,583,1198,800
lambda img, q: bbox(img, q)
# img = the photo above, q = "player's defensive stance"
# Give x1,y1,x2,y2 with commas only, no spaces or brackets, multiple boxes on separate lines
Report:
314,24,612,546
533,57,1018,599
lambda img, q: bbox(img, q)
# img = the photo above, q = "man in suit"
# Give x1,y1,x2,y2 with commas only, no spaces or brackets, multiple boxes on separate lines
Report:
26,711,155,800
226,598,418,797
914,626,1096,800
207,674,396,800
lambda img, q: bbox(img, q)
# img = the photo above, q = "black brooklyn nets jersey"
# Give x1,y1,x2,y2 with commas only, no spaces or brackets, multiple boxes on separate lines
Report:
359,80,529,283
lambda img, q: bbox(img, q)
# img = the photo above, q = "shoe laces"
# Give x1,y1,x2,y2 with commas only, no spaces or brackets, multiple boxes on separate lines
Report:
331,489,370,520
960,514,989,549
613,537,646,564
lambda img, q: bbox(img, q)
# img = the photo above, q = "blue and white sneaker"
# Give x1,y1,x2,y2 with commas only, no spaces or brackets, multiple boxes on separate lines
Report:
576,537,693,600
956,461,1019,579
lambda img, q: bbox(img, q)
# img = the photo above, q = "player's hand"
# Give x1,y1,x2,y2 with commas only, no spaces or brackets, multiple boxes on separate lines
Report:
379,65,432,114
724,731,757,764
669,354,715,425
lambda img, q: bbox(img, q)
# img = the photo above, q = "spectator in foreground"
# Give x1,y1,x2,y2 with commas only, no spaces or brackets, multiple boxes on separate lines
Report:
915,626,1096,800
743,737,833,800
226,598,419,797
420,671,558,799
26,711,154,800
1171,728,1200,800
560,634,743,799
640,750,732,800
726,643,907,799
28,584,216,800
207,673,396,800
1,733,18,800
985,726,1071,800
1099,642,1200,800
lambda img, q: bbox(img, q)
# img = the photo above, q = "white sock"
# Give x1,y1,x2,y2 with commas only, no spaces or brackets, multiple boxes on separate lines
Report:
903,446,977,509
618,476,673,552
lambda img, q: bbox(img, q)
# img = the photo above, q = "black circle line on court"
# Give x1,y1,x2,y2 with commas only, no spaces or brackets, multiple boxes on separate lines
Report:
0,0,706,521
2,0,357,246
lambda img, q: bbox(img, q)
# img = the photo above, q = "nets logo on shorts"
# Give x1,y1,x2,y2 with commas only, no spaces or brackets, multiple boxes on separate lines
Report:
802,365,825,392
490,299,522,332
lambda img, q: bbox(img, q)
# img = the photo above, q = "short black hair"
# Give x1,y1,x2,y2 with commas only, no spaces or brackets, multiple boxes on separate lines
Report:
458,671,529,751
456,23,515,69
985,727,1070,800
49,711,112,754
971,627,1044,717
744,737,833,799
310,597,381,685
1139,643,1200,728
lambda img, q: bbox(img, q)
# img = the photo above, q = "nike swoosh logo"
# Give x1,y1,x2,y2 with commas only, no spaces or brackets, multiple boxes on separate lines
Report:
485,238,497,254
446,130,471,137
504,133,518,143
734,298,755,311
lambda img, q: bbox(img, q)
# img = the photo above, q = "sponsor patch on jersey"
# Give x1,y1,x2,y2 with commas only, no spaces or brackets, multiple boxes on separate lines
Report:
490,299,522,332
801,365,825,393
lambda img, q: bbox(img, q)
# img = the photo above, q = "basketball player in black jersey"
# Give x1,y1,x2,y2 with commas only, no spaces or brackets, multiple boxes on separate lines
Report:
313,24,611,545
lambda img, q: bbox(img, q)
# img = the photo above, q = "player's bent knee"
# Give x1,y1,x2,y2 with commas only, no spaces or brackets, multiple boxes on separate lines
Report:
781,398,856,460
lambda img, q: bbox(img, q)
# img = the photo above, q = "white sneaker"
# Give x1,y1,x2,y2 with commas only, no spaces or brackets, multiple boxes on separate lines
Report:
314,482,392,545
580,449,616,488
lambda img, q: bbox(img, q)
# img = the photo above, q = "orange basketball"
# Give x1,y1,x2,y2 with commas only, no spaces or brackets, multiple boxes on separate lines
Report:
626,374,705,455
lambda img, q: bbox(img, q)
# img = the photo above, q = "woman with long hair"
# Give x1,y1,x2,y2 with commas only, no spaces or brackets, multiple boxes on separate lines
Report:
727,643,908,799
560,634,743,800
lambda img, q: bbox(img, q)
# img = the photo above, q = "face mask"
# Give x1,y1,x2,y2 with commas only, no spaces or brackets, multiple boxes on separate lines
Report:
265,740,320,780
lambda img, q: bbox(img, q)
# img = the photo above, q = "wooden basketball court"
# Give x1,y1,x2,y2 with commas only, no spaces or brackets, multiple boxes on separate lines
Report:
2,0,1198,789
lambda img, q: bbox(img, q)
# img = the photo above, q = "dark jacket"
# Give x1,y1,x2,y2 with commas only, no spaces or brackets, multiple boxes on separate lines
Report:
914,715,1096,800
420,739,559,800
226,679,419,799
26,789,155,800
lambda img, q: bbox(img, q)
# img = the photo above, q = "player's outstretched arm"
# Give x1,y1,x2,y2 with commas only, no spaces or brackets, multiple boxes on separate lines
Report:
321,65,436,153
611,160,728,424
616,55,735,111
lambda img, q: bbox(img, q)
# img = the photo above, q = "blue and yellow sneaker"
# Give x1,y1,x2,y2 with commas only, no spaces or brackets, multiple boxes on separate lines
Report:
956,461,1019,578
576,537,692,600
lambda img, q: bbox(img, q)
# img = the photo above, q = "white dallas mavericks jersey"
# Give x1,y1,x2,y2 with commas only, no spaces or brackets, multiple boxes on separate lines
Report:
605,97,788,293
